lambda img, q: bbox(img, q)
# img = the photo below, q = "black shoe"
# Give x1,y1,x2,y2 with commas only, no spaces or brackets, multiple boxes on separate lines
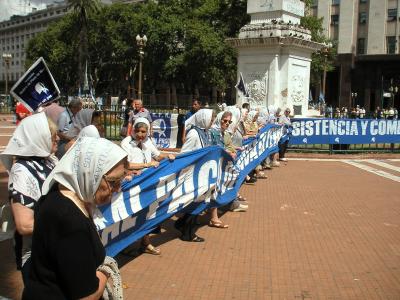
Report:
180,234,205,242
245,177,257,184
191,235,205,242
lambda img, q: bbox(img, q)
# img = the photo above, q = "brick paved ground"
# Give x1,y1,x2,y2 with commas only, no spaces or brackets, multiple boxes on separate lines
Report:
112,160,400,300
0,113,399,299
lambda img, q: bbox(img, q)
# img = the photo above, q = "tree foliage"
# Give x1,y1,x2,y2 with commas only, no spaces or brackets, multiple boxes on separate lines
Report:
301,0,337,88
26,0,249,97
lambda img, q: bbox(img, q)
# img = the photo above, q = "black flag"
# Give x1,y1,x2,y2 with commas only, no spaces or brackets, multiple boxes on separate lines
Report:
10,57,60,112
235,72,249,97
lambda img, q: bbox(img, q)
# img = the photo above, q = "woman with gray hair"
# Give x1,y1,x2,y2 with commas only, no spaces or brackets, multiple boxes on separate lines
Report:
22,137,127,299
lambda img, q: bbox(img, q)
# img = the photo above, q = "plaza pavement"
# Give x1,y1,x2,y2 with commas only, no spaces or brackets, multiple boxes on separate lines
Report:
0,115,399,299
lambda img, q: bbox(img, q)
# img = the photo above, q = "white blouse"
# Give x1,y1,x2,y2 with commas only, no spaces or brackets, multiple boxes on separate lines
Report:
121,136,160,163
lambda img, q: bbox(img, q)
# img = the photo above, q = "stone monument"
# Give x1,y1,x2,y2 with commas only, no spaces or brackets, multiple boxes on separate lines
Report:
226,0,323,116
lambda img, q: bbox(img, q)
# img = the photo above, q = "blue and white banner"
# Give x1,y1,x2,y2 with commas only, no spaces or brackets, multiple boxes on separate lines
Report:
151,113,178,148
290,118,400,145
10,57,60,112
94,124,283,257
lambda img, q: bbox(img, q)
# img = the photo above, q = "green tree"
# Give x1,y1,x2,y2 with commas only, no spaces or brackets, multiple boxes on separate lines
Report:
26,1,248,100
301,0,337,88
67,0,101,92
26,13,81,94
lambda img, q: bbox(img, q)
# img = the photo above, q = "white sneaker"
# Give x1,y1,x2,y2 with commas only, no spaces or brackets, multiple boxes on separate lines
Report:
279,158,288,162
232,204,248,212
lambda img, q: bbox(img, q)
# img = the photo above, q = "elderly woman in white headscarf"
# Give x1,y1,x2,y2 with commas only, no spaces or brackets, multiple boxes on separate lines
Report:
257,107,269,128
264,105,281,168
22,137,127,300
209,110,249,218
177,109,215,242
181,109,214,152
121,117,174,255
0,113,58,285
244,110,260,136
121,117,174,171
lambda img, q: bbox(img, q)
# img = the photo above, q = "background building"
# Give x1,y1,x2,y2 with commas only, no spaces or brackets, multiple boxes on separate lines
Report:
0,0,112,95
311,0,400,110
0,1,68,92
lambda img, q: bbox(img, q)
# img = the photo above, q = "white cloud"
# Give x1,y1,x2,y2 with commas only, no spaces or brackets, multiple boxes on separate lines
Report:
0,0,55,22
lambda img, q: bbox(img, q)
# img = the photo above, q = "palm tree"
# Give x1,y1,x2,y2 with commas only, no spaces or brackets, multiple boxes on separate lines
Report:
67,0,100,94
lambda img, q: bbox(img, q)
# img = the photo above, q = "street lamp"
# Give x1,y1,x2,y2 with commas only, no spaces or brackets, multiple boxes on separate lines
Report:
321,42,332,104
136,34,147,100
2,53,12,96
351,92,358,108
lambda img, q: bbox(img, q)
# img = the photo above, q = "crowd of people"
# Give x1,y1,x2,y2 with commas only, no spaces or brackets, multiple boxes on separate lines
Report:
1,97,291,299
324,105,399,119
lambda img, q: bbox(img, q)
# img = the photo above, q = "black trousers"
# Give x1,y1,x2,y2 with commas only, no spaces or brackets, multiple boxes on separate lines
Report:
175,213,198,241
279,141,289,159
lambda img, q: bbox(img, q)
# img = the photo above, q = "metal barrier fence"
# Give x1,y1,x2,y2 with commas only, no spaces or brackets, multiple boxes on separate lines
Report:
100,110,400,153
0,104,13,114
324,112,398,120
2,104,398,153
100,107,189,142
287,143,400,154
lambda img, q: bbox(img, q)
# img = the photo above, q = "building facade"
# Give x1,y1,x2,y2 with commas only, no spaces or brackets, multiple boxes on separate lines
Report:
0,1,69,92
311,0,400,110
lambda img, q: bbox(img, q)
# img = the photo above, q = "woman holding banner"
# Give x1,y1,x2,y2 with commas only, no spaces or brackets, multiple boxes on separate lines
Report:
210,111,248,214
121,117,175,255
0,113,59,285
178,108,215,241
23,137,127,300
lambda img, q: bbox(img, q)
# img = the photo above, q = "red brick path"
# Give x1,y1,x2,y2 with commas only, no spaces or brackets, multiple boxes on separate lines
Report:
113,160,400,300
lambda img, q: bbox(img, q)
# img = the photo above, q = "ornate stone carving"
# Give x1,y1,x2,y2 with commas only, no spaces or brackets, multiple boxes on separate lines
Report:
290,74,305,104
246,74,268,107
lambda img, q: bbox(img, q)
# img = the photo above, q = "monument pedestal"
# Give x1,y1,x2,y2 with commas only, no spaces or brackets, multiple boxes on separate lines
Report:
226,0,323,117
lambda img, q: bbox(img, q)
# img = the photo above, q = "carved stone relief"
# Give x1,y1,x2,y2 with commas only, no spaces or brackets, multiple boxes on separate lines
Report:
290,74,305,104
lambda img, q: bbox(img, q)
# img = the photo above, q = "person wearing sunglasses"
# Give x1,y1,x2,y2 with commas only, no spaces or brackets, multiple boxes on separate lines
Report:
210,111,248,223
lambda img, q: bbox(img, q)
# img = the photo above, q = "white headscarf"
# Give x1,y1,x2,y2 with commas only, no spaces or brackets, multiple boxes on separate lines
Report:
211,111,224,131
42,137,127,203
0,113,51,171
78,125,100,138
246,110,258,123
133,117,150,129
226,106,241,134
185,109,213,130
268,105,277,116
257,107,269,125
131,117,151,140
